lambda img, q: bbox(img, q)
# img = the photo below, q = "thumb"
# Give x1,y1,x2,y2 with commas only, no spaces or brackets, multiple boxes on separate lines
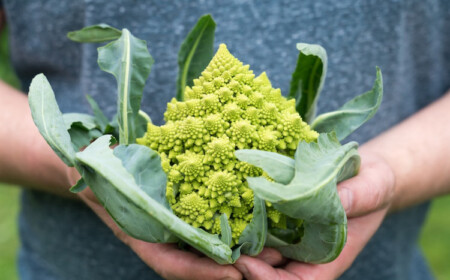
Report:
337,154,395,218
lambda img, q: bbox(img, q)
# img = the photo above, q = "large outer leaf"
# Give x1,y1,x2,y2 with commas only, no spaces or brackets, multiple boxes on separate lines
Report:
67,24,122,43
239,133,360,263
28,74,76,166
98,29,154,145
176,14,216,101
76,136,233,264
288,43,327,123
311,68,383,141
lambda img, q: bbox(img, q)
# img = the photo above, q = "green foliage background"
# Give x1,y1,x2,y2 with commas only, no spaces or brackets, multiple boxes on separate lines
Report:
1,26,450,280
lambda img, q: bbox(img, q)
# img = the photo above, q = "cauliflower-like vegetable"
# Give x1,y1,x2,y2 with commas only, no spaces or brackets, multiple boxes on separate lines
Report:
138,44,318,245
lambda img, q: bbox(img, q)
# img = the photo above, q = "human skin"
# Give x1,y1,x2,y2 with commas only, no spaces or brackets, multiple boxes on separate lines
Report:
2,77,450,279
233,90,450,280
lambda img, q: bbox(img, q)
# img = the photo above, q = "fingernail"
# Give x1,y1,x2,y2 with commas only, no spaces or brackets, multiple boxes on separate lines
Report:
339,187,353,214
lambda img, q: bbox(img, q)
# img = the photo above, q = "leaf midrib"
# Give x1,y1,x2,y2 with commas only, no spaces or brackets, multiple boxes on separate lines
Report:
121,30,131,144
312,107,378,128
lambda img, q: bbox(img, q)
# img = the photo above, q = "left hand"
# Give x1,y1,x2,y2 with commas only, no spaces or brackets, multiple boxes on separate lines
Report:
234,151,396,280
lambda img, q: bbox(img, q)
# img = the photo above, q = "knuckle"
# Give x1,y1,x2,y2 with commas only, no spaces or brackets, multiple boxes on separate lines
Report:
370,185,385,210
363,162,395,212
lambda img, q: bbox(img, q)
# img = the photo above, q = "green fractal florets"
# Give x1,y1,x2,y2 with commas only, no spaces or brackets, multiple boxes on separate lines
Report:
137,44,318,245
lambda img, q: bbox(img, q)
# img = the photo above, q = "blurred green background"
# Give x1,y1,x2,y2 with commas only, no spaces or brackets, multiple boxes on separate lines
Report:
1,26,450,280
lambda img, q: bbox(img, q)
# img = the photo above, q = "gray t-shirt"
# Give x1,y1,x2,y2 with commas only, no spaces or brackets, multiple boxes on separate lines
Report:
3,0,449,279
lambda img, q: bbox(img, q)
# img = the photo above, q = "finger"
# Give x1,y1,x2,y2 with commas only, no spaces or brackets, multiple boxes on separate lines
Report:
132,241,242,280
235,255,300,280
254,248,287,266
337,154,395,218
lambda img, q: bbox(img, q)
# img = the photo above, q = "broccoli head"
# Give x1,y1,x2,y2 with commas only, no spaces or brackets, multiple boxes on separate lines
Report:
138,44,318,245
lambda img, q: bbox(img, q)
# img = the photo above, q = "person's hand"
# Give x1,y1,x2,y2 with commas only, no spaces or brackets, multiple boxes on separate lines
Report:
233,151,396,280
66,168,242,280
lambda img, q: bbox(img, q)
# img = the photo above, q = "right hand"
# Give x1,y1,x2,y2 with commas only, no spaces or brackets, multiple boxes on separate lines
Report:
67,167,242,280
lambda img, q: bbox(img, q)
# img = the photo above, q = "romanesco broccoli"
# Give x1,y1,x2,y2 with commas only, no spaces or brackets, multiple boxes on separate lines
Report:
137,44,318,245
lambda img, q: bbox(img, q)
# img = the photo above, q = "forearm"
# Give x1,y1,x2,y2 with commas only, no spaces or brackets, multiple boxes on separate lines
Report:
0,80,76,198
361,90,450,211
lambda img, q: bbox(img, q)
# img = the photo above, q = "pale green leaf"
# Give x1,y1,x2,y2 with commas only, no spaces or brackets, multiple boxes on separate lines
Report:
28,74,76,166
311,68,383,141
98,29,154,145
